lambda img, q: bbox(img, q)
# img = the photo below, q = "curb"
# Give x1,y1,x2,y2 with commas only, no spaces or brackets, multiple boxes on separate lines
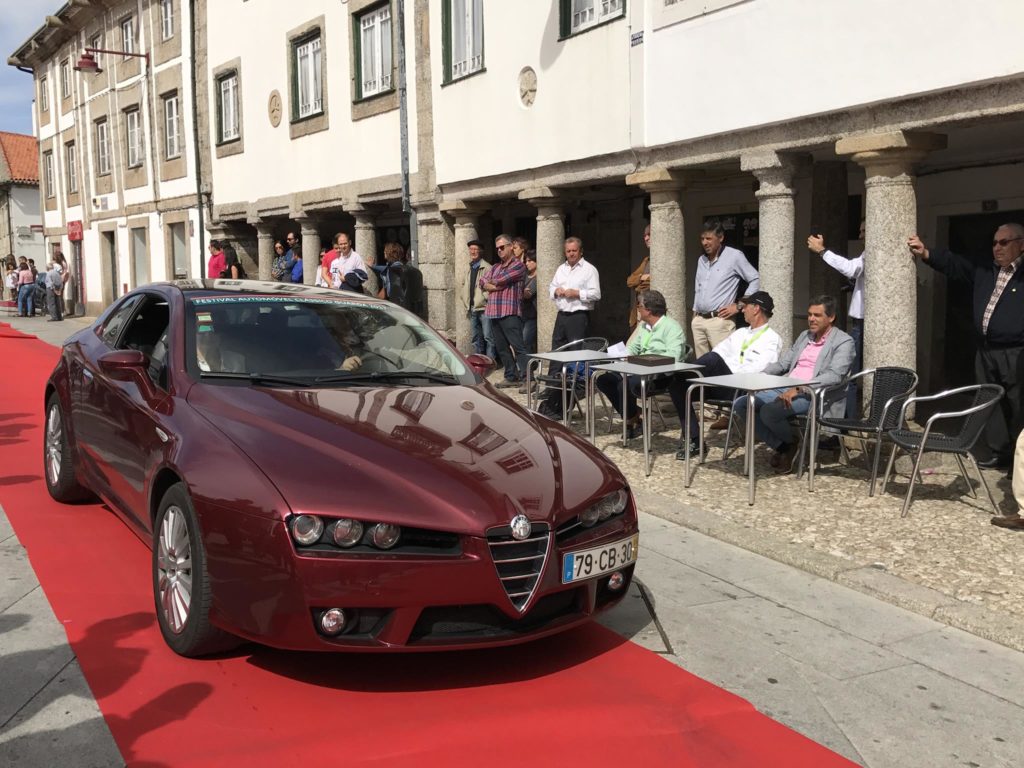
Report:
634,488,1024,653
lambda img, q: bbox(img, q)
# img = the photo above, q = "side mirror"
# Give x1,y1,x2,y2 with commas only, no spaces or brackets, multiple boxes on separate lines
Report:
465,353,494,378
98,349,148,375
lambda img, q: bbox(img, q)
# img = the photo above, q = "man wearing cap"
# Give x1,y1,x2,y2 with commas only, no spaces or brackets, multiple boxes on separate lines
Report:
671,291,782,459
459,239,494,358
692,219,760,358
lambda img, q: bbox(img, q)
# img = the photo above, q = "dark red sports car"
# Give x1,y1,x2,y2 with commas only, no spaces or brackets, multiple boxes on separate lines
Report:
43,280,638,656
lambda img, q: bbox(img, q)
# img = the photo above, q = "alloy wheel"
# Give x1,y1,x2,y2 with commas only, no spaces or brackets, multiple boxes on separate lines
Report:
157,506,194,634
45,404,63,487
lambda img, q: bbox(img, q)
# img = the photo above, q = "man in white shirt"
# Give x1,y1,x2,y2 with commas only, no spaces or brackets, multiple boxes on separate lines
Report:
328,233,365,290
548,237,601,350
808,219,864,417
671,291,781,459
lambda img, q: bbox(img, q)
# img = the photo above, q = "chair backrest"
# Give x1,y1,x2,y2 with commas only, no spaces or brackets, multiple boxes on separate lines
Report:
865,366,918,429
948,384,1004,450
554,336,608,353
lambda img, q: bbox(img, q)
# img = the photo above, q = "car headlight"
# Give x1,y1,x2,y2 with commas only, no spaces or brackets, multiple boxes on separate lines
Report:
332,518,364,548
581,489,629,526
290,515,324,546
370,523,401,549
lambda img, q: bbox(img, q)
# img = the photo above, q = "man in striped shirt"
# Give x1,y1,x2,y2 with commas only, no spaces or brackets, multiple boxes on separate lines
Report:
480,234,529,388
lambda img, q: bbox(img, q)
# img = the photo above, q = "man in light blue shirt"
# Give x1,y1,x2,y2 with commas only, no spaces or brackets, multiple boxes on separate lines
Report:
692,219,760,358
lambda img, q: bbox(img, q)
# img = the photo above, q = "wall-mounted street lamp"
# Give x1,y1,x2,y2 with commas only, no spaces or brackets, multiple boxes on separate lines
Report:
73,47,149,74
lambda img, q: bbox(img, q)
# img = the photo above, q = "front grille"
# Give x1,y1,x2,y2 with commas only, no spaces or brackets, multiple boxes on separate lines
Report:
486,522,551,612
408,589,581,642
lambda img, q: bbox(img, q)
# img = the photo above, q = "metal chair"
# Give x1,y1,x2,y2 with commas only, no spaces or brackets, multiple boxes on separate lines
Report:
880,384,1004,517
534,337,608,422
797,367,918,496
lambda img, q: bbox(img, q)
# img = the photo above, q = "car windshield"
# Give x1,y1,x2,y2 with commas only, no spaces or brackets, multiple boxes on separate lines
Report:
185,294,472,386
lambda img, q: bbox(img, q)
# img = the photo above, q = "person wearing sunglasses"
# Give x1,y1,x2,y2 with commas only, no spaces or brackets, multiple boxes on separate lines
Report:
909,223,1024,477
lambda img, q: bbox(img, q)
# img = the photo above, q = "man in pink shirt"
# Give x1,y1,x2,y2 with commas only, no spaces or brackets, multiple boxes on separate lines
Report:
207,240,226,279
734,295,856,472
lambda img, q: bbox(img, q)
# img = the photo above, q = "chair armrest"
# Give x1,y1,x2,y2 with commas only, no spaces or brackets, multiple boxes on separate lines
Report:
895,385,987,427
817,367,876,398
922,400,1000,430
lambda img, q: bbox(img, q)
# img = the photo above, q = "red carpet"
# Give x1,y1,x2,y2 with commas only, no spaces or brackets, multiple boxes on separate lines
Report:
0,324,857,768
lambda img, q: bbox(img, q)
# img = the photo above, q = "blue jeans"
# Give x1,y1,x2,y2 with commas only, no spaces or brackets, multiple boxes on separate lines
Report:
732,388,811,450
17,284,34,316
470,311,496,359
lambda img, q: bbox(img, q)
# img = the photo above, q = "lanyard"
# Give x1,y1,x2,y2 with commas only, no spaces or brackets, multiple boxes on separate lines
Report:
738,326,769,362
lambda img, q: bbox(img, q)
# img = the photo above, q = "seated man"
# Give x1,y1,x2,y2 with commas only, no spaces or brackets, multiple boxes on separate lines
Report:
594,290,686,438
671,291,782,460
733,295,855,473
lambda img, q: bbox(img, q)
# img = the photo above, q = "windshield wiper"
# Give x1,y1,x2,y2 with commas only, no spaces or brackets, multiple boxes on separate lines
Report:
314,370,459,386
199,371,314,388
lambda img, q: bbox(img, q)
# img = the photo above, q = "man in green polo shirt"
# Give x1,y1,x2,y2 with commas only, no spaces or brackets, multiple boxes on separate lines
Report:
595,290,687,439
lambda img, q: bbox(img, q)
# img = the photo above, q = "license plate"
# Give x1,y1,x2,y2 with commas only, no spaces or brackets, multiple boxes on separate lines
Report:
562,535,638,584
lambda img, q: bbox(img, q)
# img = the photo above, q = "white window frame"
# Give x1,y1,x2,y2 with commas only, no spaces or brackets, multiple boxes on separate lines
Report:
570,0,624,34
125,108,143,168
161,0,175,41
218,74,239,141
60,59,70,98
96,119,111,176
43,151,55,198
163,93,180,159
39,76,49,112
359,6,393,98
66,142,78,194
91,34,102,65
121,17,135,56
449,0,483,80
295,36,322,118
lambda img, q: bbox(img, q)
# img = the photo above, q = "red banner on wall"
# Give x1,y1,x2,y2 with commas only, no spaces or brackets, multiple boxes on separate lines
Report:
68,220,83,241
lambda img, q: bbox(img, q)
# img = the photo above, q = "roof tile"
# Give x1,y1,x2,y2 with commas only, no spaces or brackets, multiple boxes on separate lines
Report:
0,131,39,185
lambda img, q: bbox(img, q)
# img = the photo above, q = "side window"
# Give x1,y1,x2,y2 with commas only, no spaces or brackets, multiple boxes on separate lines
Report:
147,328,171,390
100,296,144,346
119,298,171,358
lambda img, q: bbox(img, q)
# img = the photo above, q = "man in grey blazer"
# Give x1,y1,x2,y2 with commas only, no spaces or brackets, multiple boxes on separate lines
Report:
734,295,856,472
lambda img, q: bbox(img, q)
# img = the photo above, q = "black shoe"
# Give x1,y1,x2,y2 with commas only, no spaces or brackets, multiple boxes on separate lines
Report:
626,421,643,440
976,456,1011,470
675,440,708,461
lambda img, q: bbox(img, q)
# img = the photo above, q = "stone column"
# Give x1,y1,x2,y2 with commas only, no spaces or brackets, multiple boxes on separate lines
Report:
254,221,275,281
439,200,484,353
297,217,321,286
351,207,380,296
741,151,803,346
412,198,455,338
837,132,946,379
519,187,564,353
627,168,687,321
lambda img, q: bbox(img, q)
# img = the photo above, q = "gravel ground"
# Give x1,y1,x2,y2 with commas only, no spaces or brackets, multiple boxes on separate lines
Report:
501,376,1024,628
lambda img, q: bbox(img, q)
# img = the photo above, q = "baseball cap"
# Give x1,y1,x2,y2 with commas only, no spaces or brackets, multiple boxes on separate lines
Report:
739,291,774,316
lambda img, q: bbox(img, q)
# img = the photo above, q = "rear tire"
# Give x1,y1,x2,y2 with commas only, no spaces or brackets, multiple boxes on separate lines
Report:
153,482,236,657
43,392,91,502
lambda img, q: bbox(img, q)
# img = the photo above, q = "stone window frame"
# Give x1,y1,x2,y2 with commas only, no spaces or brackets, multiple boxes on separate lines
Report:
43,150,55,200
153,0,182,67
128,220,150,289
558,0,626,39
286,16,329,139
163,211,191,280
162,92,181,160
60,58,71,99
120,15,136,55
118,15,141,80
121,101,148,190
39,75,49,113
65,140,78,196
347,0,398,121
160,0,175,41
125,108,143,168
441,0,486,86
156,63,188,179
212,58,244,158
95,118,112,178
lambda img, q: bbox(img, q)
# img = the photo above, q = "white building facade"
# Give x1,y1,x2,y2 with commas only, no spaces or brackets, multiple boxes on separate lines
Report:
0,132,45,267
9,0,204,315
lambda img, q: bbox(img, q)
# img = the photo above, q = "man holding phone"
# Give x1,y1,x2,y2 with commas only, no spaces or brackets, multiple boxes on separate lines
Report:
807,219,865,417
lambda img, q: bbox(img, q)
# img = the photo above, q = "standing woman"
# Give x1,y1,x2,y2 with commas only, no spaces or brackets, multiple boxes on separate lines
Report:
522,250,538,353
56,252,72,316
512,236,530,265
271,240,289,281
376,242,405,305
221,245,247,279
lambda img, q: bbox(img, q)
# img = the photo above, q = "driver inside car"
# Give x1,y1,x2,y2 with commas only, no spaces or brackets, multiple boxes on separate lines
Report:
195,322,246,373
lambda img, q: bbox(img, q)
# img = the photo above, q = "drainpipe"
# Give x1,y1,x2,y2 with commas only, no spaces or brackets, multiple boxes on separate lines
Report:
396,0,417,261
189,0,205,275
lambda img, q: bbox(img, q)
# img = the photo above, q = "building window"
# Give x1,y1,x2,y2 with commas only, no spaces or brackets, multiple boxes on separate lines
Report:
121,17,135,55
43,151,55,198
125,108,143,167
563,0,625,35
444,0,483,82
66,142,78,194
161,0,175,41
218,74,239,142
293,35,322,118
163,92,180,158
91,34,102,65
95,119,111,175
60,59,71,98
131,227,149,287
169,222,188,278
39,76,49,112
357,5,392,99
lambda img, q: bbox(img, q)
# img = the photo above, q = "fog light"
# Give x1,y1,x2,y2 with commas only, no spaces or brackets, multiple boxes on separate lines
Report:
290,515,324,546
332,518,364,548
370,523,401,549
319,608,347,636
607,571,625,591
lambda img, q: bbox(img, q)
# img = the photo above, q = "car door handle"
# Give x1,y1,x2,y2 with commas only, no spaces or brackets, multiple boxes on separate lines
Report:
82,368,93,381
155,427,169,443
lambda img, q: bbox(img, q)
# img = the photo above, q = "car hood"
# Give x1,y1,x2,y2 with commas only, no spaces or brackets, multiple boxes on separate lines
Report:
186,383,623,533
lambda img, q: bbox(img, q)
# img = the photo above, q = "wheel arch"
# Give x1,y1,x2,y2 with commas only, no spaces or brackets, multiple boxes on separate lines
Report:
150,467,184,526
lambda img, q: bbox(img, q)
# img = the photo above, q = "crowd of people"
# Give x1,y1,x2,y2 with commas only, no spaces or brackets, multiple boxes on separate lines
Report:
4,252,71,322
206,232,425,318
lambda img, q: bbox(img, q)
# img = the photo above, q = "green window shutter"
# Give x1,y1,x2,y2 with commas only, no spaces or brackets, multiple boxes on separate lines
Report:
559,0,571,38
215,77,223,140
352,13,362,100
289,41,299,120
441,0,452,85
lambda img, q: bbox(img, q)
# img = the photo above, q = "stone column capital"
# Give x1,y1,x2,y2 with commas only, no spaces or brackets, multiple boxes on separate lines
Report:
742,150,807,197
836,131,947,177
253,222,275,239
439,199,487,227
518,187,563,211
625,167,690,195
295,217,320,237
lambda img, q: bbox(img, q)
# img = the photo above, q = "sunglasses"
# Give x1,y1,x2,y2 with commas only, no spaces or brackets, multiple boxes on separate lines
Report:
993,237,1022,247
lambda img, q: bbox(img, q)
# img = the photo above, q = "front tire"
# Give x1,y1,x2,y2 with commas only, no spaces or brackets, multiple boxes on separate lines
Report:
153,483,234,657
43,392,91,502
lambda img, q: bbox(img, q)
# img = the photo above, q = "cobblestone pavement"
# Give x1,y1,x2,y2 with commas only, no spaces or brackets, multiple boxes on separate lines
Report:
505,377,1024,651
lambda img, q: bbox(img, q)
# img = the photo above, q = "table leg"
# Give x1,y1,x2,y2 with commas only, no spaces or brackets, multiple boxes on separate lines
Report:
642,377,651,476
526,358,535,411
587,369,597,443
684,385,694,488
747,391,756,506
620,372,628,447
698,388,706,464
561,366,569,428
808,389,818,492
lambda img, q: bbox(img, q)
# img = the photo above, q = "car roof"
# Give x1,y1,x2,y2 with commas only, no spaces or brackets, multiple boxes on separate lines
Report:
165,278,388,306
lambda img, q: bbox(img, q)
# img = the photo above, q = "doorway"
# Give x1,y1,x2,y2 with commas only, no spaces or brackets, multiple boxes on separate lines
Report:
102,230,118,307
